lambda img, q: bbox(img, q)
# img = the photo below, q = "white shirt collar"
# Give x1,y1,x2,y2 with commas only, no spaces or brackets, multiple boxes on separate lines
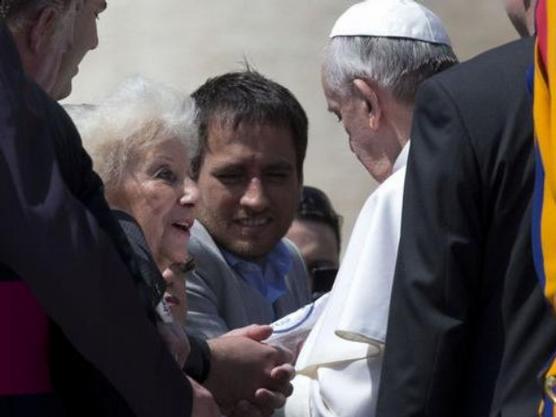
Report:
393,141,410,173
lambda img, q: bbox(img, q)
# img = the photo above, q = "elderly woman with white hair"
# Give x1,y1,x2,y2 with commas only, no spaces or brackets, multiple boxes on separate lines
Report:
68,77,199,326
68,77,303,417
66,78,232,417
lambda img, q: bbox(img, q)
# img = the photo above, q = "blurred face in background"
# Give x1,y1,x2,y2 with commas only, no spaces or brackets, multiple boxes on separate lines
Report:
287,218,339,294
52,0,107,99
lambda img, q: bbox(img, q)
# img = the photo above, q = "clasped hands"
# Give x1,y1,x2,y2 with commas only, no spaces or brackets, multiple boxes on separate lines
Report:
206,324,295,417
159,322,294,417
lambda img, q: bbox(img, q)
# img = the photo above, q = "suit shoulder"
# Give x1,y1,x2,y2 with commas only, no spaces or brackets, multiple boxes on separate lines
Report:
414,38,533,144
189,222,221,259
424,38,534,94
188,223,232,288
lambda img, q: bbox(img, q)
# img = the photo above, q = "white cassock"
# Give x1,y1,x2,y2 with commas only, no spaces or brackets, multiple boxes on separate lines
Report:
283,143,409,417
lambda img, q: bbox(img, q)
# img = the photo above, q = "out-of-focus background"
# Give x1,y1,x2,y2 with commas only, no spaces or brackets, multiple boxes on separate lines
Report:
66,0,518,248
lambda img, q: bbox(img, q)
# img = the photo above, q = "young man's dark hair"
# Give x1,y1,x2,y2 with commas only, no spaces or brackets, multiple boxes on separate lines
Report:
191,69,308,179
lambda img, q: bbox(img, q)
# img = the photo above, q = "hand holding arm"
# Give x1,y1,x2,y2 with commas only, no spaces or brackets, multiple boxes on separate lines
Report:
189,377,220,417
157,319,190,369
205,325,294,416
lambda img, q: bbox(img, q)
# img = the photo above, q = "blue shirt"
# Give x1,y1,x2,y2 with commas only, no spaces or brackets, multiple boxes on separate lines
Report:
222,241,292,304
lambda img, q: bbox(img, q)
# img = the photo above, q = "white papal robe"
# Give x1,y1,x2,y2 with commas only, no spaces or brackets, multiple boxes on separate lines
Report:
283,143,409,417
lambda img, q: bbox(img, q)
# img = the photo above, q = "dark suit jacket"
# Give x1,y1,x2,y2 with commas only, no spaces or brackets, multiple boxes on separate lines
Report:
0,24,192,417
376,38,556,417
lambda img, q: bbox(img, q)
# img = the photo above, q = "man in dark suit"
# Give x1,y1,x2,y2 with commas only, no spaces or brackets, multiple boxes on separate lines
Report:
1,0,219,415
1,2,292,417
376,1,556,416
0,19,206,417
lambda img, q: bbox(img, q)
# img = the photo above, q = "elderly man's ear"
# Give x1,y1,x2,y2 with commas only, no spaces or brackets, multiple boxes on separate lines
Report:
26,6,62,54
353,78,382,131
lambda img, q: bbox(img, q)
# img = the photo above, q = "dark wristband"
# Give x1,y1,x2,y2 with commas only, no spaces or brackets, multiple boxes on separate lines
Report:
183,334,211,383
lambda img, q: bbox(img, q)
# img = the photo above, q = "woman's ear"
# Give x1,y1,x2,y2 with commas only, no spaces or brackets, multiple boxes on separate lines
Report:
353,78,381,131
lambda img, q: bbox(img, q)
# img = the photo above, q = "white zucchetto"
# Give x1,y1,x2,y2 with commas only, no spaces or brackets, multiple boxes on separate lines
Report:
330,0,452,47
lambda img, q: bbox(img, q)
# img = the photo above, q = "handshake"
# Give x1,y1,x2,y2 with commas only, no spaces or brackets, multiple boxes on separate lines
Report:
158,322,295,417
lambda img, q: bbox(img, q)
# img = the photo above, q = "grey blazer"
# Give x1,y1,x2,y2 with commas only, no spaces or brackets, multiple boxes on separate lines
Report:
185,221,311,339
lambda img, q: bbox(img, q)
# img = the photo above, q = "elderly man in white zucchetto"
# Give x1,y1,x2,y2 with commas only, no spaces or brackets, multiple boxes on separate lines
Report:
272,1,458,416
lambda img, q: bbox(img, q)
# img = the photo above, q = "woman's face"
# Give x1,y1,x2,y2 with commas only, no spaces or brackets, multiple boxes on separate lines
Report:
120,138,199,270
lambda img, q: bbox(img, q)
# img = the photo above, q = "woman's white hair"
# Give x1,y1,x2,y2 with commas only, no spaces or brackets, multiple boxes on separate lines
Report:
66,76,198,195
322,36,458,103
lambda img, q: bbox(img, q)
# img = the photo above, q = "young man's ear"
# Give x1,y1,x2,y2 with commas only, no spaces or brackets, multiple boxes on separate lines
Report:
28,6,60,54
353,78,381,131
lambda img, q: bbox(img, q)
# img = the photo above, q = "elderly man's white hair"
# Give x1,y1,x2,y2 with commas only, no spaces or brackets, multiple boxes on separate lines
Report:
66,76,198,197
323,0,457,103
323,36,457,104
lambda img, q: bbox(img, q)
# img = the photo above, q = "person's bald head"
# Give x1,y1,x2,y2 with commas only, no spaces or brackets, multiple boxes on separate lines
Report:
504,0,538,37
